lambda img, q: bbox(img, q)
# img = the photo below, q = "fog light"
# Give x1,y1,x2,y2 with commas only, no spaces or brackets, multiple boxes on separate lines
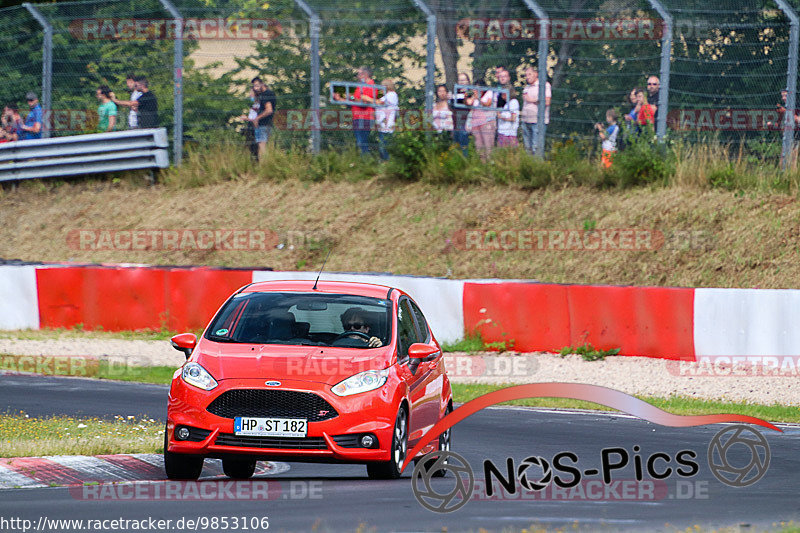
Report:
176,427,190,441
360,434,375,448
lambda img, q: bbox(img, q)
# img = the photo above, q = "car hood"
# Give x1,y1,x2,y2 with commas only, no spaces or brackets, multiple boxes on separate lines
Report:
194,342,394,385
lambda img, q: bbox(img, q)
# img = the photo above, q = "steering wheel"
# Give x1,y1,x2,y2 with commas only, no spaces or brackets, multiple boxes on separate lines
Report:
334,330,371,342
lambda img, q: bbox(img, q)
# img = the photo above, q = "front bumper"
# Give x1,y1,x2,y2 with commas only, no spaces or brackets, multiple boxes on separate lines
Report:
167,377,397,462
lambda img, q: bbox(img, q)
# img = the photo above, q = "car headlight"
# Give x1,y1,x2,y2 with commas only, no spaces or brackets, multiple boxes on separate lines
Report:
331,369,389,397
181,362,218,391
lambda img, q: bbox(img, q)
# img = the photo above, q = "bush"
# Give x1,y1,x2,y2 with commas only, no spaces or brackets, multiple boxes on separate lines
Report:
610,125,674,187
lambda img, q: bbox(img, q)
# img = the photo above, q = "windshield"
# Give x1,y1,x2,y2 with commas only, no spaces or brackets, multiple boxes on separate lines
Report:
205,292,392,348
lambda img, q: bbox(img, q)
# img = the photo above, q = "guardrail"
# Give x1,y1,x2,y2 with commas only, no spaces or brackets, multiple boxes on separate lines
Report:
0,128,170,182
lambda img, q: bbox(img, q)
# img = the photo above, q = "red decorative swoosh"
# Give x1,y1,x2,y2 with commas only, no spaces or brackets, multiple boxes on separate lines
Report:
402,383,781,472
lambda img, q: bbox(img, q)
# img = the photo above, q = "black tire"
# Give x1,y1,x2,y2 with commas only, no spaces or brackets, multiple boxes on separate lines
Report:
366,406,408,480
222,458,257,480
163,428,203,480
414,403,453,478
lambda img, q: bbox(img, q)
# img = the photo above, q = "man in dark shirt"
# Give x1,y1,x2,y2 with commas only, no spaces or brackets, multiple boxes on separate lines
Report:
135,76,158,129
251,77,276,162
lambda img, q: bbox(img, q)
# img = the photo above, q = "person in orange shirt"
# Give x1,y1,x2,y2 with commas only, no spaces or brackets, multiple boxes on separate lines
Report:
333,66,376,154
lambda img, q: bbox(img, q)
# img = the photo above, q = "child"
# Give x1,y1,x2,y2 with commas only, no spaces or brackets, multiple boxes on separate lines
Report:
595,109,619,169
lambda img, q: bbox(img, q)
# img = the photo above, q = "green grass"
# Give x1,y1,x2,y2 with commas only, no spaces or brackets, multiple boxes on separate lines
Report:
441,334,486,353
451,383,800,424
0,412,163,457
0,354,179,383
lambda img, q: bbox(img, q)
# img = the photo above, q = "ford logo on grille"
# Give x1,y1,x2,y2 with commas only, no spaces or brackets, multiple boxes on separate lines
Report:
265,381,281,386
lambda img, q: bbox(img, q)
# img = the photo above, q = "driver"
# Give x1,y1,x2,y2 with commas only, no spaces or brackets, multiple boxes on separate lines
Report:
340,308,382,348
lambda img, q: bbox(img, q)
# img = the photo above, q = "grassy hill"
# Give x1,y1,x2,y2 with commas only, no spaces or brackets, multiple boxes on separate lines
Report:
2,141,799,288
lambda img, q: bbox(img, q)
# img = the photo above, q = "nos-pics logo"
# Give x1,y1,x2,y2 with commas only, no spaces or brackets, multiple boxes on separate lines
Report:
411,425,770,513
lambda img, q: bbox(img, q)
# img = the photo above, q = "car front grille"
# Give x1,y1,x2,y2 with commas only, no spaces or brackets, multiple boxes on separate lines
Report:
214,433,328,450
206,389,338,422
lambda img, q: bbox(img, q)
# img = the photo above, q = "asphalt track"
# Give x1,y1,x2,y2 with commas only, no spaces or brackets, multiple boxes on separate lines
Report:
1,373,799,532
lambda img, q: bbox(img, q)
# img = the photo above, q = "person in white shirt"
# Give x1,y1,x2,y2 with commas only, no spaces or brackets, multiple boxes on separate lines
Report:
497,85,520,147
431,84,454,134
376,79,399,160
110,74,142,129
521,66,551,155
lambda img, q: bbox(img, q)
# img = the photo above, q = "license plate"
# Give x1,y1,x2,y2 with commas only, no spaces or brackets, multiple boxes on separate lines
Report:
234,417,307,437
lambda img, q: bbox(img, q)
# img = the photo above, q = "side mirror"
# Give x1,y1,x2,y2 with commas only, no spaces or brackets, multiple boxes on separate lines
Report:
170,333,197,359
408,343,440,360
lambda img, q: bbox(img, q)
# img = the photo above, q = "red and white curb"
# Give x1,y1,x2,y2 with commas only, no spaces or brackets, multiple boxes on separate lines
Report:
0,454,290,489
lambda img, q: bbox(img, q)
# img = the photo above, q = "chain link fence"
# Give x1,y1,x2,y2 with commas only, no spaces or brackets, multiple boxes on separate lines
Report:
1,0,798,165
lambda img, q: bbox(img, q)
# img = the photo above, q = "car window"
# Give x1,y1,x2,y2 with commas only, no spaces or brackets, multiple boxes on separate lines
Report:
408,300,430,343
397,299,420,361
205,292,391,348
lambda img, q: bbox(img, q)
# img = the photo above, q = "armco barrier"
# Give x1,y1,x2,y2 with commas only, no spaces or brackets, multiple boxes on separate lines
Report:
0,128,170,182
463,282,696,360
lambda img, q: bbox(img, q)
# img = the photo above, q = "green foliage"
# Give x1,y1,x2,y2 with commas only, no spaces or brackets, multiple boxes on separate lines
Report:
385,130,430,181
608,126,674,187
441,334,486,353
559,343,621,361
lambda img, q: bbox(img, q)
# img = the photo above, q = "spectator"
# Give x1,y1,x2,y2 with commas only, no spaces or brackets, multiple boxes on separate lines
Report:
96,85,118,132
250,77,276,161
495,66,510,110
595,109,619,168
636,89,655,128
466,80,497,162
646,75,660,124
497,85,519,147
20,92,42,140
135,76,159,129
450,72,472,154
333,66,376,155
776,88,800,132
624,88,638,123
375,78,398,160
238,88,259,160
110,73,142,129
1,104,23,142
431,84,454,135
520,66,551,155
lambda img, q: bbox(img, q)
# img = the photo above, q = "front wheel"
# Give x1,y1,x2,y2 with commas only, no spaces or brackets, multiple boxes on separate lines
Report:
163,427,203,480
366,406,408,480
222,458,257,479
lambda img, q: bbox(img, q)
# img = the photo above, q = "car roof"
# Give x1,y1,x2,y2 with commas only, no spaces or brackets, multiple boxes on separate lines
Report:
242,279,397,299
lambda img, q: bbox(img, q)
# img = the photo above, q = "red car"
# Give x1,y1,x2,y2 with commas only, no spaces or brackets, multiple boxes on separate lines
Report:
165,280,453,480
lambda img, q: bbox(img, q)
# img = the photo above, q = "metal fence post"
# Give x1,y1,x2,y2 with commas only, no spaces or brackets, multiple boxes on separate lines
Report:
158,0,183,166
522,0,549,157
294,0,321,154
775,0,798,170
646,0,672,141
23,3,52,139
411,0,436,114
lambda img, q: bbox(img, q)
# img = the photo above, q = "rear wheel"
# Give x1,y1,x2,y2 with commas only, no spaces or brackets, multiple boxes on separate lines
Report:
366,406,408,480
163,427,203,480
414,402,452,477
222,458,257,479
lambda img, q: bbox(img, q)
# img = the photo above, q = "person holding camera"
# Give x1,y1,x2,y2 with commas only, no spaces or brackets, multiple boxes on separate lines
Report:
595,109,619,168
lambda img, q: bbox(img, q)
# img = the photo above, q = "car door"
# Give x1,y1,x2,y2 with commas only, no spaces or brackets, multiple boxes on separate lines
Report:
396,297,440,445
407,298,444,433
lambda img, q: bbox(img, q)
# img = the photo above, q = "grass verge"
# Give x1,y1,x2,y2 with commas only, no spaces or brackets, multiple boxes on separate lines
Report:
0,412,162,458
0,354,178,383
0,327,184,342
451,383,800,424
